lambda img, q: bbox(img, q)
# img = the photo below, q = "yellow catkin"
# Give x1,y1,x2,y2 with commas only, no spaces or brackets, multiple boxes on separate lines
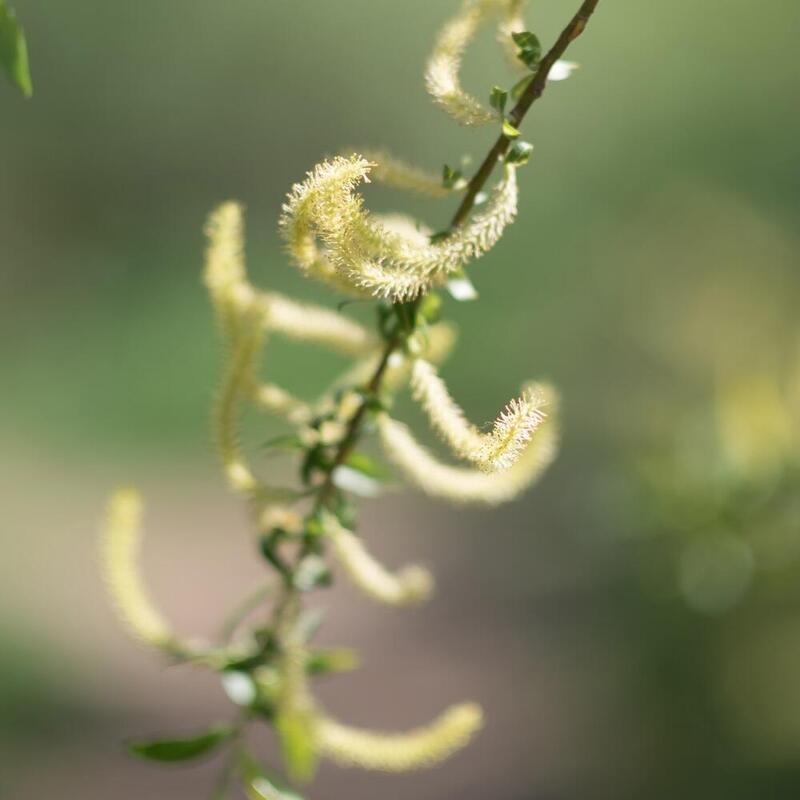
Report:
324,514,433,607
100,489,173,648
377,384,559,505
411,359,546,471
315,703,483,771
425,0,526,126
280,156,518,302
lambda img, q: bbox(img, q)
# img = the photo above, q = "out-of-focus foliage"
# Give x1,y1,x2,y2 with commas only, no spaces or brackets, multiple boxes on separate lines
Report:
0,0,32,96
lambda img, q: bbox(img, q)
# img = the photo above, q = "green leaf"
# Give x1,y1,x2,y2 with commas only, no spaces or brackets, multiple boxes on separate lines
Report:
511,30,542,70
344,451,392,482
306,647,360,675
275,711,318,783
505,140,534,165
0,1,32,97
418,291,442,323
261,434,304,453
441,164,463,190
510,73,533,101
489,85,507,115
127,724,233,762
502,118,521,139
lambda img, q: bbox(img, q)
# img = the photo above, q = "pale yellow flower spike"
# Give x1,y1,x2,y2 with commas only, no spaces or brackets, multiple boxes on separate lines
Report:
204,201,254,334
425,0,526,126
100,489,173,649
251,382,313,426
377,383,559,505
411,359,546,471
323,513,433,607
315,703,484,772
258,291,376,356
356,149,457,197
215,324,264,496
205,201,376,353
281,155,518,302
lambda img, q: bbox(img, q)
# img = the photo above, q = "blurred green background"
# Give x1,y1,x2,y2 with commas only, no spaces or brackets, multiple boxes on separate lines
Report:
2,1,800,798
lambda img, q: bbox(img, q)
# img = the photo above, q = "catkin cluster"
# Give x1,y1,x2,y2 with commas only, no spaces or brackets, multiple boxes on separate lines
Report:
99,0,588,794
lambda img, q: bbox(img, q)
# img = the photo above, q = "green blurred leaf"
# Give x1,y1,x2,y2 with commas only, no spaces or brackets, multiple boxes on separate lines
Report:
505,140,534,165
0,1,32,97
344,451,391,481
489,85,507,115
511,30,542,70
441,163,463,189
262,434,304,453
127,724,233,762
510,73,533,100
502,118,521,138
306,647,360,675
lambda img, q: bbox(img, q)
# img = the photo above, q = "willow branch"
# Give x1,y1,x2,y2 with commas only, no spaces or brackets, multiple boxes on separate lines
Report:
313,0,601,512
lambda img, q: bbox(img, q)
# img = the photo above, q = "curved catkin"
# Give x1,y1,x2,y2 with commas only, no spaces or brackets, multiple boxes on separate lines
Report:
315,703,483,771
258,291,376,356
425,0,526,126
411,359,546,471
214,325,264,496
324,513,433,607
356,149,456,197
100,489,173,648
280,155,518,302
377,385,559,505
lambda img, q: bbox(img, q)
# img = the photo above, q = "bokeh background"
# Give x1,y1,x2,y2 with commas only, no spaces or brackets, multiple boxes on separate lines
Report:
2,1,800,798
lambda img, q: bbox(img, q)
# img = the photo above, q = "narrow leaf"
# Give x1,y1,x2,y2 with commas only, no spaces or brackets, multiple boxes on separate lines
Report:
0,1,32,97
502,118,521,139
127,724,233,762
489,86,507,115
511,30,542,70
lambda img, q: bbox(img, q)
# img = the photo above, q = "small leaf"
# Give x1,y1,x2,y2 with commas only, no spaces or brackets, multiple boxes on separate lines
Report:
510,73,533,100
418,291,442,324
262,434,304,453
489,85,507,115
505,140,534,166
0,1,32,97
127,725,233,762
344,451,392,481
502,118,521,139
306,647,360,675
441,164,463,190
511,30,542,70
